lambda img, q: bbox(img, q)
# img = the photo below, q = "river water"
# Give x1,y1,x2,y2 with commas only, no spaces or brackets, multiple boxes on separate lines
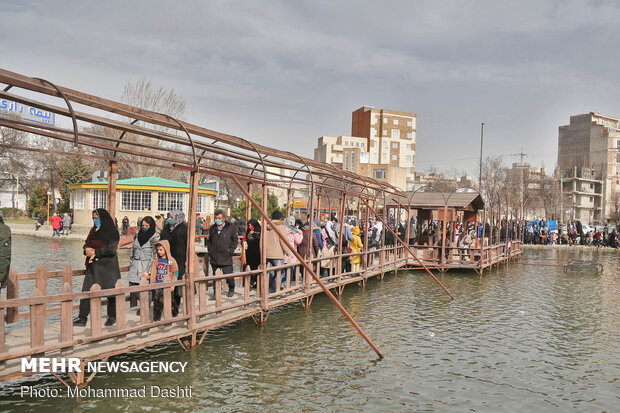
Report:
1,236,618,412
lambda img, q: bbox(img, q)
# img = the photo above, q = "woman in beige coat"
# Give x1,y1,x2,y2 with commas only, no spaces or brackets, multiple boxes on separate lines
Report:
264,210,289,293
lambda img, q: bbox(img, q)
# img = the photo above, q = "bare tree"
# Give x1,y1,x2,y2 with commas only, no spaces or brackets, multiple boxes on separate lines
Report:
480,156,506,224
106,78,189,180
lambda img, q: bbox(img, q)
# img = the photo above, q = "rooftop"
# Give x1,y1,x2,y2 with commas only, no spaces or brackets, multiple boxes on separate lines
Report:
71,176,218,192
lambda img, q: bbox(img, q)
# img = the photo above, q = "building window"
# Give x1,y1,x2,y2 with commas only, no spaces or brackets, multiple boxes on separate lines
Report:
158,192,185,212
382,153,387,160
406,143,412,150
373,169,386,179
392,142,398,148
407,120,413,127
351,152,355,172
392,154,398,161
393,119,399,125
590,197,593,202
382,129,387,136
392,129,400,138
406,132,413,139
405,155,412,162
73,189,85,210
383,118,387,124
372,153,378,162
371,128,377,137
344,151,349,171
198,194,210,214
121,190,152,212
91,189,108,210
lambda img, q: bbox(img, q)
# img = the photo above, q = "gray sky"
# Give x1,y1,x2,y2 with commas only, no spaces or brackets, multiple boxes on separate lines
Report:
2,0,619,176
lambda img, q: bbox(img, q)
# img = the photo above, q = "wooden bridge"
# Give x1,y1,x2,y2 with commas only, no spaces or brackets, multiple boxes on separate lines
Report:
0,239,522,386
0,68,523,386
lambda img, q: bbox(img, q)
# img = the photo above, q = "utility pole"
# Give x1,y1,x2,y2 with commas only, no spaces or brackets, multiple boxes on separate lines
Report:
479,122,484,194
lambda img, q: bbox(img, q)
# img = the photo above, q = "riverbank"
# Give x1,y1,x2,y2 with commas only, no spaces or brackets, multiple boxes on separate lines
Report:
522,244,618,251
6,223,86,240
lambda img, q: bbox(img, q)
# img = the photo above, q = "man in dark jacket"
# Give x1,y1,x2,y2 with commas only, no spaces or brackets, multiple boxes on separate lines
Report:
206,210,238,297
0,211,11,292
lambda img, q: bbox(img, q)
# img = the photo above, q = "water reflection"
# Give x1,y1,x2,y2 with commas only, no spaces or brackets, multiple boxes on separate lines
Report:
11,235,131,273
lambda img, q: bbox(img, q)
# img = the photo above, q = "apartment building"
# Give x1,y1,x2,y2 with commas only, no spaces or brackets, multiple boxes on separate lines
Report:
560,167,604,223
558,112,620,224
314,107,416,190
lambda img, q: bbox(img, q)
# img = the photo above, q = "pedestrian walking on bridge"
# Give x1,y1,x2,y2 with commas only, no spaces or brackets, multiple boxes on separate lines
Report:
206,210,238,298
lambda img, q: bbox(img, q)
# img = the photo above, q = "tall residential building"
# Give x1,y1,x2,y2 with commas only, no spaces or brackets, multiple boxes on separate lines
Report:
314,107,417,190
557,112,620,224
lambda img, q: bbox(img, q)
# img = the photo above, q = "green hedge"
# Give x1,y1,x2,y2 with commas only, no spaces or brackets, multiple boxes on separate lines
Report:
0,207,26,219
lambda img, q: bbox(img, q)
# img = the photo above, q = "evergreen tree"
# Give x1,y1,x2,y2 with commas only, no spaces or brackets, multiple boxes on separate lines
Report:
27,183,48,218
57,156,92,213
230,193,285,221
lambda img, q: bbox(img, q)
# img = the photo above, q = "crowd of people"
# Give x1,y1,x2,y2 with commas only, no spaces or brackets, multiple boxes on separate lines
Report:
73,208,190,326
34,212,73,236
525,220,618,248
3,205,617,327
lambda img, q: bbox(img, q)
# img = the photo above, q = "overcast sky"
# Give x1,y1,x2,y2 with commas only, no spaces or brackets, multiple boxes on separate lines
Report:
2,0,619,176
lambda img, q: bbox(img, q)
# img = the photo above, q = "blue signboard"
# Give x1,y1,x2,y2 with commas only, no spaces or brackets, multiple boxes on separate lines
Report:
0,98,55,126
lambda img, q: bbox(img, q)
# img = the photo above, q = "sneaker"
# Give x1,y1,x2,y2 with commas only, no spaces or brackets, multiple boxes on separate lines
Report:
104,317,116,326
73,317,87,327
226,290,235,298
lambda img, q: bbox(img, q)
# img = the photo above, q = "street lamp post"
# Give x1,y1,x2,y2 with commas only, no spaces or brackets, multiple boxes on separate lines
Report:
47,190,51,225
479,122,484,194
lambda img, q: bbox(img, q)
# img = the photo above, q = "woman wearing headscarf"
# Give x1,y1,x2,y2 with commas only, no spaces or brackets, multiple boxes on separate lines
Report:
62,213,72,236
74,209,121,327
284,216,303,263
160,210,187,316
244,218,261,288
283,216,303,285
297,220,319,281
127,216,160,310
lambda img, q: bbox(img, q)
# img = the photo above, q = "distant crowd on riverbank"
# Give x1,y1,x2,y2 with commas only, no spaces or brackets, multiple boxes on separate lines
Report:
524,220,618,248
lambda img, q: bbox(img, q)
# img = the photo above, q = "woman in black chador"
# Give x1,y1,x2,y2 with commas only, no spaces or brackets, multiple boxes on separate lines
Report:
74,208,121,327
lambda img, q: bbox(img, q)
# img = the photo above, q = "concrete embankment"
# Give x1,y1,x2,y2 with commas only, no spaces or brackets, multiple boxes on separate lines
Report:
7,223,87,240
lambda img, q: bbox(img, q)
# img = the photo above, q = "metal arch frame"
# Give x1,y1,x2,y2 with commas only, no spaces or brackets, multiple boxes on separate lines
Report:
199,137,268,185
4,78,81,148
159,114,198,170
285,151,314,190
112,119,140,157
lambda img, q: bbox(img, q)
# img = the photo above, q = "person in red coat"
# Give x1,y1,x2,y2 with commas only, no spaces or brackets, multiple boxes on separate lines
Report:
50,213,63,237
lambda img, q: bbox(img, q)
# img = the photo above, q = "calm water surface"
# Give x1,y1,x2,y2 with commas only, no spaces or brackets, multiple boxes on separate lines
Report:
1,236,618,412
